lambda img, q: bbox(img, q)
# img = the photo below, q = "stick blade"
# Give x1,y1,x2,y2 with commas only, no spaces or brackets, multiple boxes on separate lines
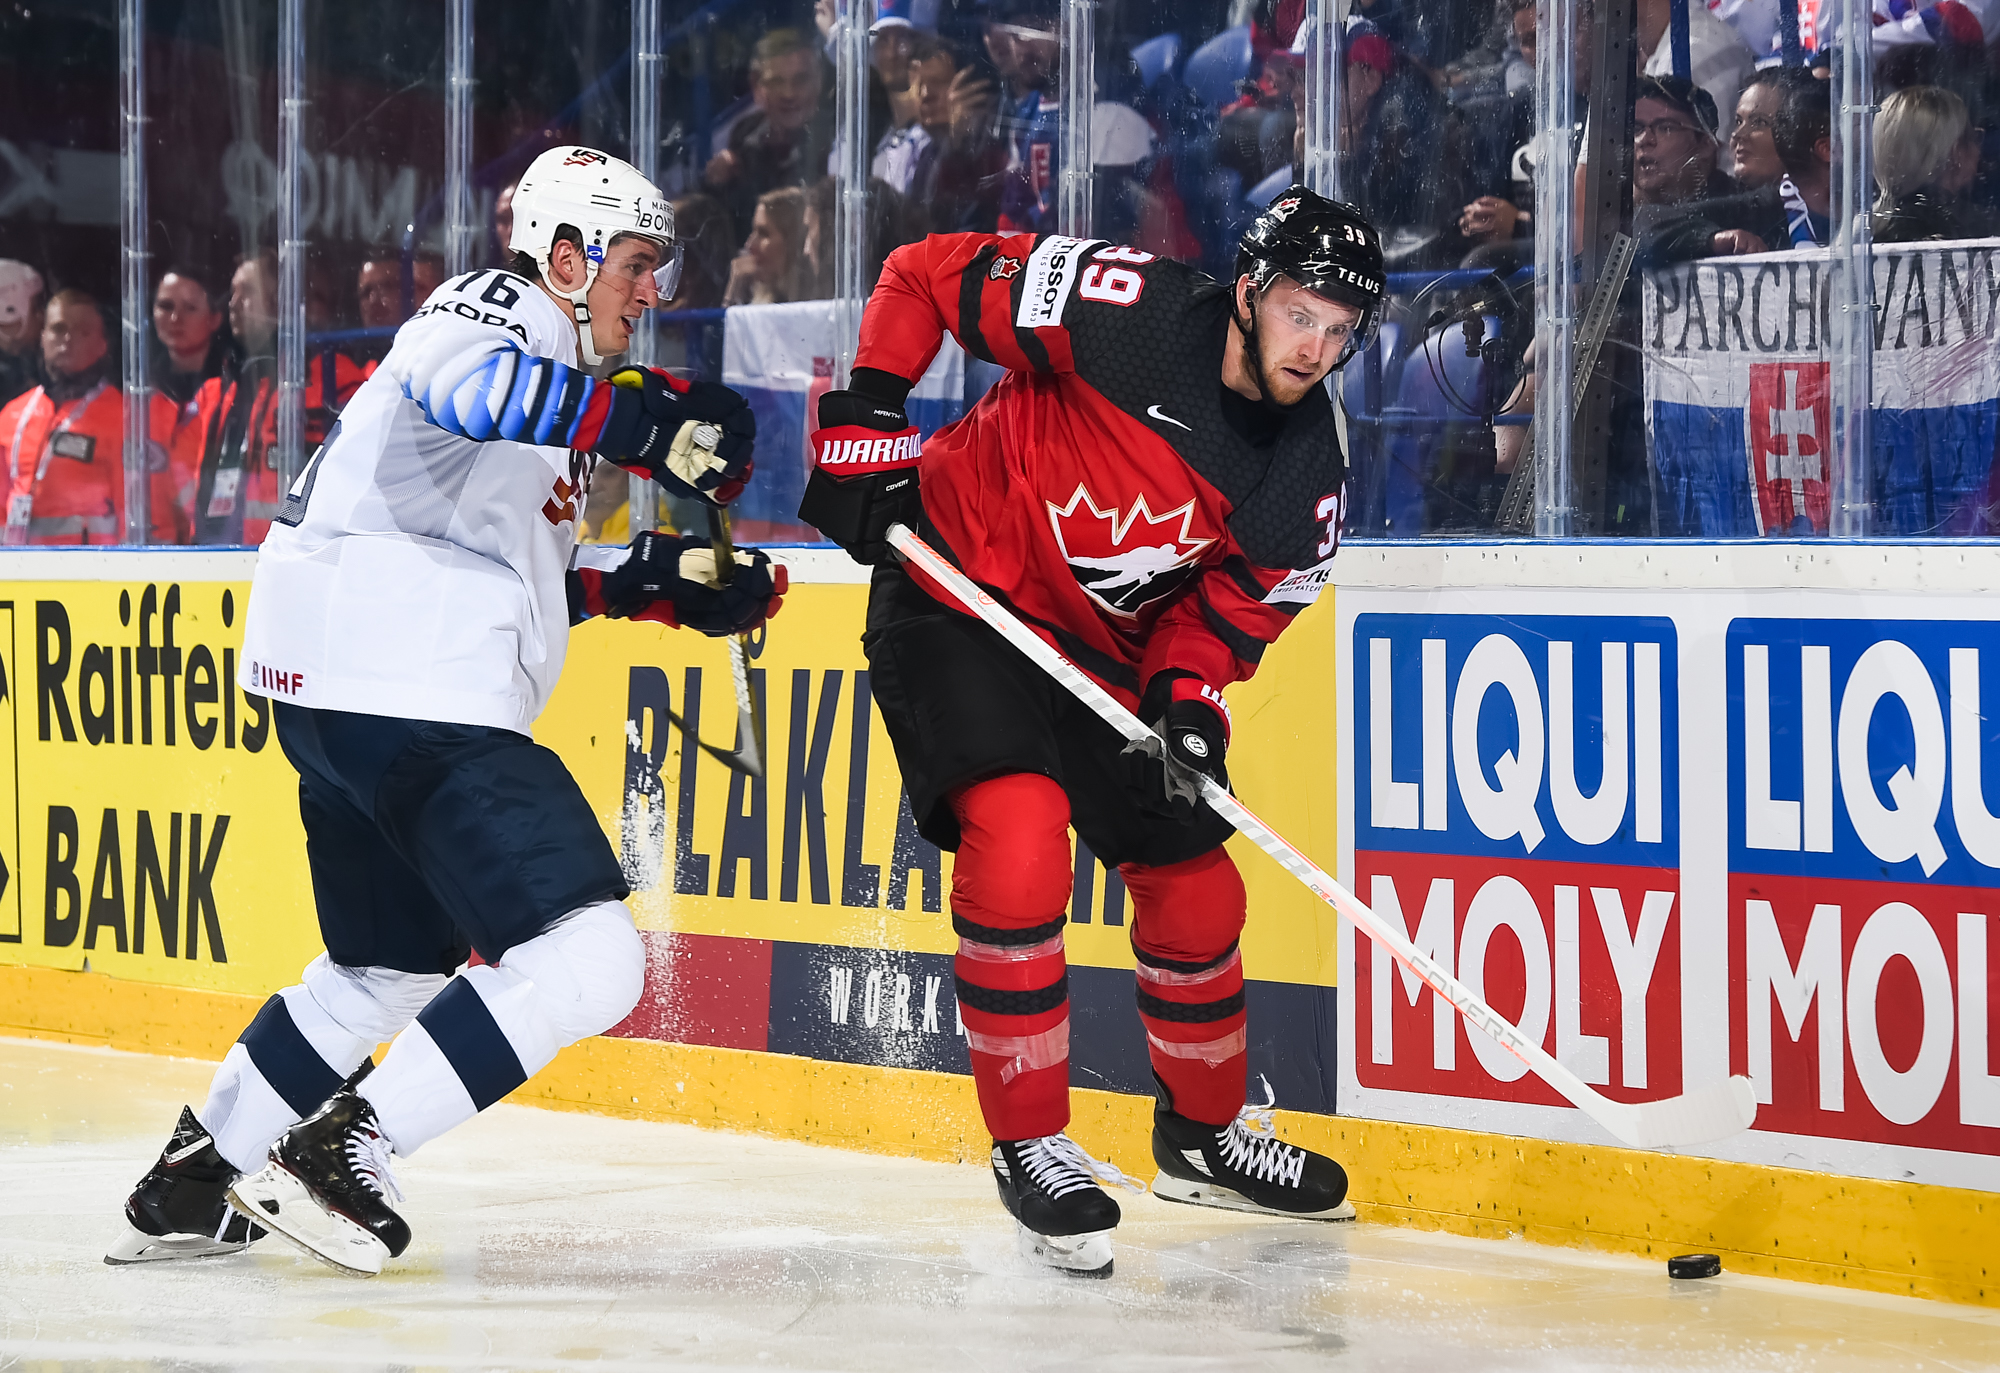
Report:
731,708,765,778
1627,1075,1758,1150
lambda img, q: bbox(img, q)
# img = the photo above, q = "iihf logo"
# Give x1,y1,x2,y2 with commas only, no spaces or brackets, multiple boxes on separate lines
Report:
1046,484,1214,618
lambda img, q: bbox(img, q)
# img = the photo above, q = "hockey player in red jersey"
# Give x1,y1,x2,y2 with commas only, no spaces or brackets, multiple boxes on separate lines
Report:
800,187,1384,1275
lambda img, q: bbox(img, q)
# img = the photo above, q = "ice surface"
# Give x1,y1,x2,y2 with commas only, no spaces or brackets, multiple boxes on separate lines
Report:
4,1035,1997,1372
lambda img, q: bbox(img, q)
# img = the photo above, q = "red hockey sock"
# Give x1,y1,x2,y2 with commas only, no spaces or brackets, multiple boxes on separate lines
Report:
1124,848,1249,1127
947,773,1074,1141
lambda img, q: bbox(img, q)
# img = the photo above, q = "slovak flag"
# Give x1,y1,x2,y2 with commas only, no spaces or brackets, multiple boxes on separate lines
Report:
1746,361,1831,536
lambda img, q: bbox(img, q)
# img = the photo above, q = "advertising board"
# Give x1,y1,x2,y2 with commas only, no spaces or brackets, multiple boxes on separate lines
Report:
1339,583,2000,1191
0,555,1345,1122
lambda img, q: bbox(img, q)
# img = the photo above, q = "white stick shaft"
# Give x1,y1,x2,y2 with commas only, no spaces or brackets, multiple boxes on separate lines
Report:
886,523,1620,1128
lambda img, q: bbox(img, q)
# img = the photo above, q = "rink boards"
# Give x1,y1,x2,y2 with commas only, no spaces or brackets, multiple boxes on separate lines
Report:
1334,544,2000,1200
0,544,1993,1307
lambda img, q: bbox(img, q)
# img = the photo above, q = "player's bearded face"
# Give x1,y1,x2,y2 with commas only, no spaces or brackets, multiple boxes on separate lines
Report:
1247,278,1361,406
584,237,665,358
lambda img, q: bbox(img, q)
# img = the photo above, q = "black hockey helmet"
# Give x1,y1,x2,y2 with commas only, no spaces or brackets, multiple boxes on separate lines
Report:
1233,185,1386,370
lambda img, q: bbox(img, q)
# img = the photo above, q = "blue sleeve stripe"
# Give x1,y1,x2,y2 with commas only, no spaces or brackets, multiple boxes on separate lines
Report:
560,376,599,447
482,350,519,438
496,356,539,441
411,339,599,446
450,364,498,440
533,363,572,446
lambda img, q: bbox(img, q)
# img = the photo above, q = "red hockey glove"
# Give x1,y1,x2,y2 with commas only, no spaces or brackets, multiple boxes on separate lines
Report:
1121,671,1231,823
583,368,757,506
569,531,787,636
796,367,922,565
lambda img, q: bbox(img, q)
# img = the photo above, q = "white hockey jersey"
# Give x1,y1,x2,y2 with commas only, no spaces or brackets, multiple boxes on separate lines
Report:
240,270,622,735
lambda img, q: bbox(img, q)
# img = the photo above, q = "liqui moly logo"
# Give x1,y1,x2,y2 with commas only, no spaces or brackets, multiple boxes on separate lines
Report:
814,429,921,473
1351,615,1681,1108
1727,618,2000,1154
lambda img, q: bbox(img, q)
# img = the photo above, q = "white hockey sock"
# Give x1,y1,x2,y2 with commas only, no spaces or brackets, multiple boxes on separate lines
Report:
361,901,643,1157
203,957,449,1174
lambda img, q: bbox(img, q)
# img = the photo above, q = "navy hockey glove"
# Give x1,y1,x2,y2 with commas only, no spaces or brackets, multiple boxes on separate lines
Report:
569,531,787,636
1120,671,1231,823
797,366,922,565
587,368,757,506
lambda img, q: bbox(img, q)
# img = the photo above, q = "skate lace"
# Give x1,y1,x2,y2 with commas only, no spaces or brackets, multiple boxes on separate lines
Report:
1020,1134,1146,1199
347,1123,405,1204
1216,1076,1305,1190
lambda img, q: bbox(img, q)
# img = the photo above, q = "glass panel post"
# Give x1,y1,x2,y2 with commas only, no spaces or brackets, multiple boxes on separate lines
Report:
1533,0,1578,538
1057,0,1093,238
833,0,872,387
629,0,661,534
275,0,307,493
120,0,152,544
1300,0,1343,202
1829,0,1873,538
446,0,477,278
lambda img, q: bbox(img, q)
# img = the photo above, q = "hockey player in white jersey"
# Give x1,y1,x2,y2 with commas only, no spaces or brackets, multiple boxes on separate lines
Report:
107,146,785,1276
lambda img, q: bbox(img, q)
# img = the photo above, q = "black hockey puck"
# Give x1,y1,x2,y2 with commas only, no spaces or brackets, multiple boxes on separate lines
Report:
1668,1253,1722,1279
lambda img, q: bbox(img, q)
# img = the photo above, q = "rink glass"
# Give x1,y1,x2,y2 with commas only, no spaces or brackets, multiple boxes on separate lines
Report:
4,0,1995,544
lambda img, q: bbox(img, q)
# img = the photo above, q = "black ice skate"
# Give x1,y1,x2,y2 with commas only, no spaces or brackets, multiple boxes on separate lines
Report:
227,1089,410,1276
105,1106,268,1265
991,1134,1141,1277
1151,1082,1355,1221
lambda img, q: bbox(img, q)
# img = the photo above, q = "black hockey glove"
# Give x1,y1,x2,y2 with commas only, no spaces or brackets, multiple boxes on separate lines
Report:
1120,670,1231,823
569,531,787,636
797,366,922,565
588,368,757,506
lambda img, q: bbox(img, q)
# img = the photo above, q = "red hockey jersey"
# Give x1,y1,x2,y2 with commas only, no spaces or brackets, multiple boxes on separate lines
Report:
855,231,1346,707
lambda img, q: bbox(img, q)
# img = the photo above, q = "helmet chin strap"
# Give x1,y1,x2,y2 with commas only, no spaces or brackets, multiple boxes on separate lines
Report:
548,251,606,367
1233,282,1277,407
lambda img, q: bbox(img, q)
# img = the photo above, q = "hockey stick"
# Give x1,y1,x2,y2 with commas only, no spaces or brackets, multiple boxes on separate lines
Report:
659,700,762,776
705,505,767,779
886,522,1756,1151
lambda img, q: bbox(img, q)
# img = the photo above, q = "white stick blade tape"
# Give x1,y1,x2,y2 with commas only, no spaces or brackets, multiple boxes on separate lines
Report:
1630,1076,1758,1150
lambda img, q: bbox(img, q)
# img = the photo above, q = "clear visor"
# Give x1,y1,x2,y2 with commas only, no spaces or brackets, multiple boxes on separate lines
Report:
652,242,685,303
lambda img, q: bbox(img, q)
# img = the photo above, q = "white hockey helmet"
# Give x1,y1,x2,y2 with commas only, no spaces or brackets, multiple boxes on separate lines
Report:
509,146,683,365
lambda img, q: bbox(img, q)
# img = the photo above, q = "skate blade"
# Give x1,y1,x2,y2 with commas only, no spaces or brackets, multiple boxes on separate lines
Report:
227,1164,387,1277
103,1223,251,1265
1150,1172,1357,1222
1015,1223,1114,1278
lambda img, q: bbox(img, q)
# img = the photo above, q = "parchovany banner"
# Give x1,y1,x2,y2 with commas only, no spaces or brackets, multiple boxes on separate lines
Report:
1643,239,2000,538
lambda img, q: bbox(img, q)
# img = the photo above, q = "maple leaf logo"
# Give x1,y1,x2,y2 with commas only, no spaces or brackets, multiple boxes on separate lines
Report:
1271,195,1302,220
989,255,1024,281
1046,484,1214,618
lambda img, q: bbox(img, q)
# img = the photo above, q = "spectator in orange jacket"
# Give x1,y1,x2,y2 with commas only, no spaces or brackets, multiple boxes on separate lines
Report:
176,253,365,545
0,288,181,545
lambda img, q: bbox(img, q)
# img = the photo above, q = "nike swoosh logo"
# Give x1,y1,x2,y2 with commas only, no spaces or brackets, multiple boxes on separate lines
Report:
1147,404,1192,432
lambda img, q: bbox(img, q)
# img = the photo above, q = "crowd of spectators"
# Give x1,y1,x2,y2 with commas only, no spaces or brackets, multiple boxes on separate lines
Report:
630,0,2000,320
0,248,384,547
10,0,2000,545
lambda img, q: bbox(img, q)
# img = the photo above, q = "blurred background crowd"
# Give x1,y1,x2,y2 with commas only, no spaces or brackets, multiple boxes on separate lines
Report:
2,0,1997,544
